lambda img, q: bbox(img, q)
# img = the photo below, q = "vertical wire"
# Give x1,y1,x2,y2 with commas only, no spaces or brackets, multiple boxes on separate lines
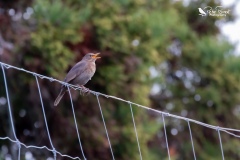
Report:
96,95,115,160
187,121,196,160
35,76,56,159
217,128,225,160
129,103,142,160
1,65,21,160
162,114,171,160
67,86,86,160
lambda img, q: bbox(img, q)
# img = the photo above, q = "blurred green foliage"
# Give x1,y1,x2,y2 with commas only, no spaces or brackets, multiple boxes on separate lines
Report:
30,0,84,77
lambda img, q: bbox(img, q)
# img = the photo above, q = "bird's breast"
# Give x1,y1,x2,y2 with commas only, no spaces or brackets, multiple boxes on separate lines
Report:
72,62,96,85
85,62,96,77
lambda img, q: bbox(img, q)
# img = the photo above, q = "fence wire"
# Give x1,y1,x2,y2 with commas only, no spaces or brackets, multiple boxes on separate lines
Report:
1,61,240,160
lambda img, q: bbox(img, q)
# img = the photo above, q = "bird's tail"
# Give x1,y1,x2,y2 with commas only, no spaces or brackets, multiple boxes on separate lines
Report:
54,88,66,106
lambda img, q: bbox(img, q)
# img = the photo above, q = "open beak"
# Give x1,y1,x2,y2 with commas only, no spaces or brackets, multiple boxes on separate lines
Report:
92,53,101,59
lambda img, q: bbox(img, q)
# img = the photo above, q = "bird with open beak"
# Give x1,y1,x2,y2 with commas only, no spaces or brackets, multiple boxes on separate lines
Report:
54,53,101,106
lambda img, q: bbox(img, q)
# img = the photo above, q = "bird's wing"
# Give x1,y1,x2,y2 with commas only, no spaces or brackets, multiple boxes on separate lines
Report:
64,61,87,83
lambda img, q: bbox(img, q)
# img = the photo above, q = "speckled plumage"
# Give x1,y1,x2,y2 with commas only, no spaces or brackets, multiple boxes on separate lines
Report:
54,53,100,106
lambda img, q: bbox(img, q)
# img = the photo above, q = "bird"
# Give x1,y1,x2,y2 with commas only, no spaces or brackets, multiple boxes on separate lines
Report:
198,8,207,16
54,53,101,106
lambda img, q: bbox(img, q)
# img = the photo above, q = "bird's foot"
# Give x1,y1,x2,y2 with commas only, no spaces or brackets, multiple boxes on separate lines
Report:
79,85,90,95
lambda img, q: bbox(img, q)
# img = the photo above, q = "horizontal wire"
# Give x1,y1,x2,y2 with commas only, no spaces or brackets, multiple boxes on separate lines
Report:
1,61,240,137
221,130,240,138
0,136,81,160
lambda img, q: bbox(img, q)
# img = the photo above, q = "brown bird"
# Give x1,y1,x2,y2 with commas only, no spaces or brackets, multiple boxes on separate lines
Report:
54,53,101,106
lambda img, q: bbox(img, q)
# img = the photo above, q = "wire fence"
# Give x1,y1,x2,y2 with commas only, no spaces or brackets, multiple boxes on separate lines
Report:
0,61,240,160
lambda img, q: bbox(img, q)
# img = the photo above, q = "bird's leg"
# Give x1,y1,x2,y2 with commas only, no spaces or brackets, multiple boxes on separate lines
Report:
80,85,89,92
82,86,90,94
78,85,84,95
78,85,90,95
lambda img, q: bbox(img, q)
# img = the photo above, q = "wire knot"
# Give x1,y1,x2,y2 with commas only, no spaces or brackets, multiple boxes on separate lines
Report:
64,82,68,87
4,64,10,69
16,140,21,149
52,147,57,158
93,92,99,96
164,112,170,117
39,75,44,79
49,77,54,82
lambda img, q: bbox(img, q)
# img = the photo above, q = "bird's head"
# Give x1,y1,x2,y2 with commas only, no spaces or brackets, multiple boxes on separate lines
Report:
83,53,101,62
